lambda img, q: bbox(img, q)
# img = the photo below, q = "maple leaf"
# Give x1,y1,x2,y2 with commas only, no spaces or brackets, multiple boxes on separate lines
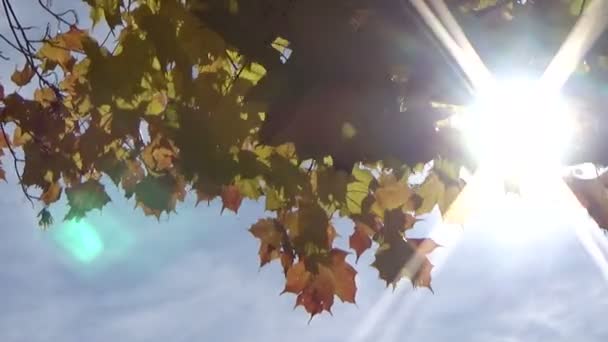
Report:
11,64,35,86
121,159,145,198
194,178,221,206
221,185,243,213
415,173,446,215
34,87,58,107
58,26,89,52
287,201,333,254
249,218,284,267
284,261,311,295
327,249,357,303
296,265,336,318
286,249,357,318
64,180,111,221
37,27,88,71
41,182,62,205
349,222,372,262
372,173,418,217
134,174,183,219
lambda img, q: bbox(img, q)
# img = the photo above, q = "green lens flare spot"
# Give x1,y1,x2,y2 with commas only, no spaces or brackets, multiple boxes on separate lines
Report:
53,220,104,263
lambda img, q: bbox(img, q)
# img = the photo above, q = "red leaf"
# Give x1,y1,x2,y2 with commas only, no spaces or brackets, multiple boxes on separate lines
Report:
296,265,335,318
221,185,243,213
349,224,372,261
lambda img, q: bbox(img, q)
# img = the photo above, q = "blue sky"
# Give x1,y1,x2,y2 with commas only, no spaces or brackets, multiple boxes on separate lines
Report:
1,1,608,341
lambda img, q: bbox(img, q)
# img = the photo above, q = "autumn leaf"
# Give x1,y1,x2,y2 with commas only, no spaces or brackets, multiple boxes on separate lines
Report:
4,0,604,321
249,218,284,267
349,222,372,262
439,185,461,215
371,238,416,287
283,261,311,294
121,159,145,197
58,26,89,52
0,165,5,182
327,249,357,303
145,91,168,115
64,180,111,221
41,182,62,205
415,173,445,215
34,87,58,107
12,127,32,147
11,64,35,86
221,185,243,213
372,173,416,217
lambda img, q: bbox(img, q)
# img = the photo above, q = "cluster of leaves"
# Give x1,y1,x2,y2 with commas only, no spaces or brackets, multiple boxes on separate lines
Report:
0,0,607,318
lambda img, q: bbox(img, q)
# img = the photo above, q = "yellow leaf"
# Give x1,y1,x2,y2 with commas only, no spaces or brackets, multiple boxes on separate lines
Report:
415,173,445,215
152,147,174,171
265,187,283,211
439,185,461,216
145,91,168,115
12,127,32,147
38,42,71,68
240,62,267,84
237,178,262,199
34,87,57,107
275,143,296,159
372,177,412,216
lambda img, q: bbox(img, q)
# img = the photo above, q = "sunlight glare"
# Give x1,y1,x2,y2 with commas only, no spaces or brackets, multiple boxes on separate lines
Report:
454,78,577,179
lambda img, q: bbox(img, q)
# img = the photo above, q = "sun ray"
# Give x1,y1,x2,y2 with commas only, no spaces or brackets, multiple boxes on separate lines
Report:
353,0,608,339
351,165,501,342
542,0,608,92
427,0,493,88
407,0,489,90
541,175,608,283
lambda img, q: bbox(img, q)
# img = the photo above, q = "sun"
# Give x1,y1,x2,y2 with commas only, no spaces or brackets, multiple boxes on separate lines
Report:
453,77,577,180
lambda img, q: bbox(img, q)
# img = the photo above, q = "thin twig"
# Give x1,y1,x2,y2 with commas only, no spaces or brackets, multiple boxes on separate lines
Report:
37,0,78,27
0,122,37,207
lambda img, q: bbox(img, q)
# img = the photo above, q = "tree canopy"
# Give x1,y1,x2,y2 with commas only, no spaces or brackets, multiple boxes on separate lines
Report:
1,0,608,319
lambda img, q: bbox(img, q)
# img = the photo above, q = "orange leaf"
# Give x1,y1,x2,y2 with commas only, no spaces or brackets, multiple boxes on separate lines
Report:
249,219,282,247
221,185,243,213
11,64,35,86
296,265,336,318
121,160,145,196
59,26,88,52
41,182,62,205
250,218,284,267
34,87,57,107
328,249,357,303
284,261,311,294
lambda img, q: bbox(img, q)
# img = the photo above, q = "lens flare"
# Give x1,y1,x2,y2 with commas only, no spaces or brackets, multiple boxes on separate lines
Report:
455,78,577,178
53,220,104,264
